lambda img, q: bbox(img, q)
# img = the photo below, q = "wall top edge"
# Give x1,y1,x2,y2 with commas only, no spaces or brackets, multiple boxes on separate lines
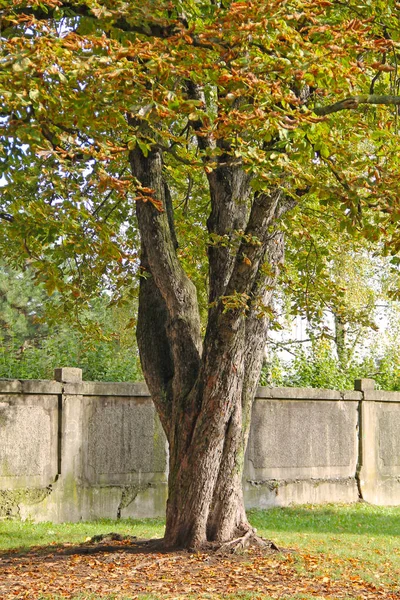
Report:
1,378,399,403
68,381,150,397
255,387,362,401
363,389,400,403
0,379,62,394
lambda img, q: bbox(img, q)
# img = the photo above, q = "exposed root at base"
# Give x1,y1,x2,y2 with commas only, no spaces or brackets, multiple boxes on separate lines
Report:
84,531,282,556
216,528,280,554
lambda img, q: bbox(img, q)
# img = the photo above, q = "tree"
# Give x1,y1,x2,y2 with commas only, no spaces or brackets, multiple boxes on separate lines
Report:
0,261,142,380
280,237,385,367
0,261,48,350
1,0,400,549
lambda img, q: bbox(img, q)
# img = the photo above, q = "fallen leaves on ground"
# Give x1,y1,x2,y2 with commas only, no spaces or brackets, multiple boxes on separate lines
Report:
0,536,398,599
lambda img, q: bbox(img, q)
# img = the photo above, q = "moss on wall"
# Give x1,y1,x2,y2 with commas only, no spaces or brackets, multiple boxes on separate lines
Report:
0,487,52,518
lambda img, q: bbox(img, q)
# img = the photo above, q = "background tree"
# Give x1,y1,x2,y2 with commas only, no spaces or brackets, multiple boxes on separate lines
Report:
264,227,400,390
1,0,400,549
0,261,142,380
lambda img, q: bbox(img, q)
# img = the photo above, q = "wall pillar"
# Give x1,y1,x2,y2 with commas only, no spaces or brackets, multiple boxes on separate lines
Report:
53,367,85,520
355,378,378,503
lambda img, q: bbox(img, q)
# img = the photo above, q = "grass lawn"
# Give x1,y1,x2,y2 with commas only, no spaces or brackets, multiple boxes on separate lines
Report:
0,503,399,599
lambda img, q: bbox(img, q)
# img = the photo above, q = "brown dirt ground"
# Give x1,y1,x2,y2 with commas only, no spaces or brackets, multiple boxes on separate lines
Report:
0,537,398,599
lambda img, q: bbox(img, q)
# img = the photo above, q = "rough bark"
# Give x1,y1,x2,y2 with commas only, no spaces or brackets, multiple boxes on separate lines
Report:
207,231,286,542
163,231,286,548
136,248,174,436
130,145,202,401
206,161,251,304
130,136,291,549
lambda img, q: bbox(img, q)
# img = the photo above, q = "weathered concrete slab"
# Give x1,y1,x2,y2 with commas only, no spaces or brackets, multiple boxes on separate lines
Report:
354,378,376,391
0,395,58,489
20,476,168,522
54,367,82,383
63,381,150,397
245,399,359,481
363,389,400,403
379,409,400,469
83,396,167,485
0,379,62,395
21,380,62,395
0,380,22,394
2,376,400,520
255,387,362,401
244,477,359,508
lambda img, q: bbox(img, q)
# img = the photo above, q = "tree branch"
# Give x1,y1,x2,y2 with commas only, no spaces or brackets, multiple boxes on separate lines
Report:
242,230,285,402
224,193,295,300
314,94,400,116
129,143,202,404
2,2,217,48
1,3,173,38
0,212,14,223
185,82,252,305
206,161,252,304
92,167,128,217
136,248,174,436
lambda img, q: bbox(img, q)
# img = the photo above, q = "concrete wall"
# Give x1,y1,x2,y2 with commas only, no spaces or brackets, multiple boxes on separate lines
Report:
244,387,361,508
0,370,399,522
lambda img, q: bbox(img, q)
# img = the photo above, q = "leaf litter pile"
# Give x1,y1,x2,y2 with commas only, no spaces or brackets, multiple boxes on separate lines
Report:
0,534,398,599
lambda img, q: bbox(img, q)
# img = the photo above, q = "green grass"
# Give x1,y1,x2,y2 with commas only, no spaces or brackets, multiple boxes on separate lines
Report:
0,516,165,552
1,503,398,555
249,503,400,586
1,504,400,599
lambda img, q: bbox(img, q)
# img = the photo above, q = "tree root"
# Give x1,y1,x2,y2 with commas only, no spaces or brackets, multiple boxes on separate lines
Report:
84,531,281,555
88,533,137,544
216,528,280,554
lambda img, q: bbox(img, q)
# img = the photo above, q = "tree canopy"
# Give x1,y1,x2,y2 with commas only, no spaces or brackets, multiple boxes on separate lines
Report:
1,0,400,303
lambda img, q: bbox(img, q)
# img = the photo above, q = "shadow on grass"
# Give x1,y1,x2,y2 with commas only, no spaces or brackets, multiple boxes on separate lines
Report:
0,517,165,554
1,504,399,559
248,504,400,537
0,536,170,563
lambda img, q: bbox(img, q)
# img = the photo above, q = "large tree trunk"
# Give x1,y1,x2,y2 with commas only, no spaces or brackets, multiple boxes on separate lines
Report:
130,137,289,549
162,233,284,549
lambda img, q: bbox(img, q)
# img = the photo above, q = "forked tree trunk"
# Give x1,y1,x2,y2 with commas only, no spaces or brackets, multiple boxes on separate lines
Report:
130,140,288,549
162,234,285,549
